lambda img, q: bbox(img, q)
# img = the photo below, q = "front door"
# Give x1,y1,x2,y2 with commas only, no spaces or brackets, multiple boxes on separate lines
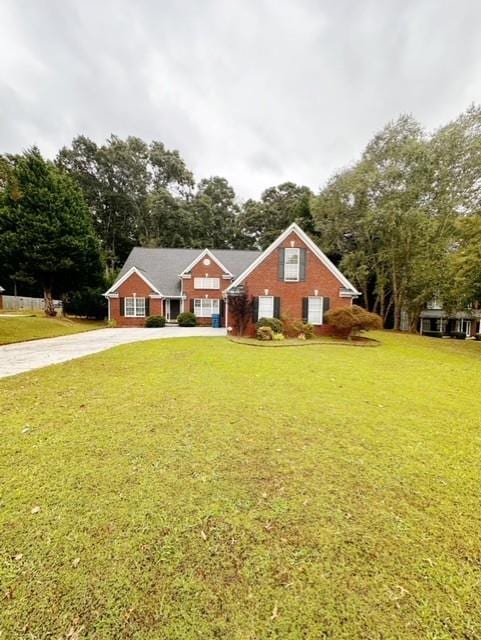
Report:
166,299,181,322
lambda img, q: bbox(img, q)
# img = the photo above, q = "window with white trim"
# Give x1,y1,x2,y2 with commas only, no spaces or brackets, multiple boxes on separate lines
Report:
307,296,323,325
125,297,146,317
258,296,274,320
194,277,220,290
194,298,220,317
284,248,300,281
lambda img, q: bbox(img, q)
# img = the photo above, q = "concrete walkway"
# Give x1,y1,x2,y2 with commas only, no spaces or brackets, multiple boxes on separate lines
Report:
0,326,226,379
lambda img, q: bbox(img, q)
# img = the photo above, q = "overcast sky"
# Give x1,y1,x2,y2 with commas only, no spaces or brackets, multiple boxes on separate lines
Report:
1,0,481,199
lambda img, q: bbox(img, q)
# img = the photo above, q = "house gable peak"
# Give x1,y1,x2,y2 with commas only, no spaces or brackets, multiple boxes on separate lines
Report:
179,248,233,277
225,223,360,295
104,266,162,297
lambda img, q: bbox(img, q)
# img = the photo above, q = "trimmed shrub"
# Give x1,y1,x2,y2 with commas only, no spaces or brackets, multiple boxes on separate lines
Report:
326,305,383,338
474,333,481,341
177,311,197,327
256,317,283,334
280,312,298,338
256,326,274,341
292,320,314,339
145,315,166,328
272,332,285,341
280,313,315,339
451,331,466,340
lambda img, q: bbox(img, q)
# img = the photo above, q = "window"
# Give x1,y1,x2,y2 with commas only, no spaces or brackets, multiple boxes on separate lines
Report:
422,317,443,333
421,318,431,333
456,319,471,336
427,297,442,310
284,248,300,281
125,297,146,317
194,277,220,290
307,297,323,325
194,298,220,317
258,296,274,320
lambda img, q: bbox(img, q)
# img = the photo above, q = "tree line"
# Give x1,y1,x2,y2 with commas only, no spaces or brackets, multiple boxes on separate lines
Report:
313,106,481,329
1,104,481,326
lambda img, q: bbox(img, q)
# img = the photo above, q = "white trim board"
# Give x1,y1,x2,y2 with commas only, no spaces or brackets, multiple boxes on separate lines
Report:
225,223,361,296
104,266,162,296
178,248,233,277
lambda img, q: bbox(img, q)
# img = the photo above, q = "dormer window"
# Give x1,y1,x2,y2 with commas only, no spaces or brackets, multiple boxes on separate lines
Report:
427,297,442,310
284,248,300,281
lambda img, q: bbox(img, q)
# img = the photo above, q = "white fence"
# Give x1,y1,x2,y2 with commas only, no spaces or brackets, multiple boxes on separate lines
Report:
1,295,62,311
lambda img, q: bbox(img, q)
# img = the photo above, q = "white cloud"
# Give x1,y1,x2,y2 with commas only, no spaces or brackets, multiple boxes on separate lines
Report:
1,0,481,198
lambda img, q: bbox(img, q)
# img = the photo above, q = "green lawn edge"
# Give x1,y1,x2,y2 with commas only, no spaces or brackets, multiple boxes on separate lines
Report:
0,315,106,345
227,335,381,347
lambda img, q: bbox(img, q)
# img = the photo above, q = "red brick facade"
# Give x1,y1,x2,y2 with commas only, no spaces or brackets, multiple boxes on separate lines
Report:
106,225,358,330
181,257,231,326
228,230,353,336
109,272,162,327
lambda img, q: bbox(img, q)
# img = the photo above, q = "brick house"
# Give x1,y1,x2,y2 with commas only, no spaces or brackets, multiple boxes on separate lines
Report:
104,223,360,333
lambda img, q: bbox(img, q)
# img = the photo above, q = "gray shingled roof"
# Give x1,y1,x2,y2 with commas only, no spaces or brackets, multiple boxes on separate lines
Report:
116,247,261,296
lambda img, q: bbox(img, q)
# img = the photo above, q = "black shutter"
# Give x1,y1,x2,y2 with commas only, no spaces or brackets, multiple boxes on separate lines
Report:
145,298,150,317
278,248,285,280
302,297,308,322
299,248,307,281
252,296,259,322
273,297,281,319
119,297,124,317
323,297,330,321
190,298,194,313
220,299,225,321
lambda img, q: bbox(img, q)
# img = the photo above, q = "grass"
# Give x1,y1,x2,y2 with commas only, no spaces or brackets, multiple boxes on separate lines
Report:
0,314,105,345
1,331,481,639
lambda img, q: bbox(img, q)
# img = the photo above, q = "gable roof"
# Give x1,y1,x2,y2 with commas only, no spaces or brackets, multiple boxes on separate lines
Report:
225,223,361,296
179,248,233,277
107,248,261,297
104,266,162,296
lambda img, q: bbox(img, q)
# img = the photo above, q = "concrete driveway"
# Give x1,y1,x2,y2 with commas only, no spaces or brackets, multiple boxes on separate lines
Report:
0,326,226,379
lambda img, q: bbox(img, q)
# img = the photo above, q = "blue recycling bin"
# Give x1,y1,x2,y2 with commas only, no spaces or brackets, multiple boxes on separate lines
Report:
211,313,221,328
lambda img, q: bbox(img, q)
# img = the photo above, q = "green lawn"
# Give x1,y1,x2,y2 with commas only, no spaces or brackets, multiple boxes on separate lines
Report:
1,332,481,639
0,314,105,345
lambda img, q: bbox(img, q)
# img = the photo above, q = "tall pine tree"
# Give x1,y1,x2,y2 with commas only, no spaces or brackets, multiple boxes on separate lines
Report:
0,148,104,315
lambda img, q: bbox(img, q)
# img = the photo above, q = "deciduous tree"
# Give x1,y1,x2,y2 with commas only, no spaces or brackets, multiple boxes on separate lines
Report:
238,182,315,249
313,115,455,330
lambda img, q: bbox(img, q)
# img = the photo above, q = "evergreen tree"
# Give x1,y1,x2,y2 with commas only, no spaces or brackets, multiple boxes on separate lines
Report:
0,148,104,315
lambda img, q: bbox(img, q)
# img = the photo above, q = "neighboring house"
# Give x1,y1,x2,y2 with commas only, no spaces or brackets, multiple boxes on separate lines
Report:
104,223,360,333
0,285,4,310
420,299,481,338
